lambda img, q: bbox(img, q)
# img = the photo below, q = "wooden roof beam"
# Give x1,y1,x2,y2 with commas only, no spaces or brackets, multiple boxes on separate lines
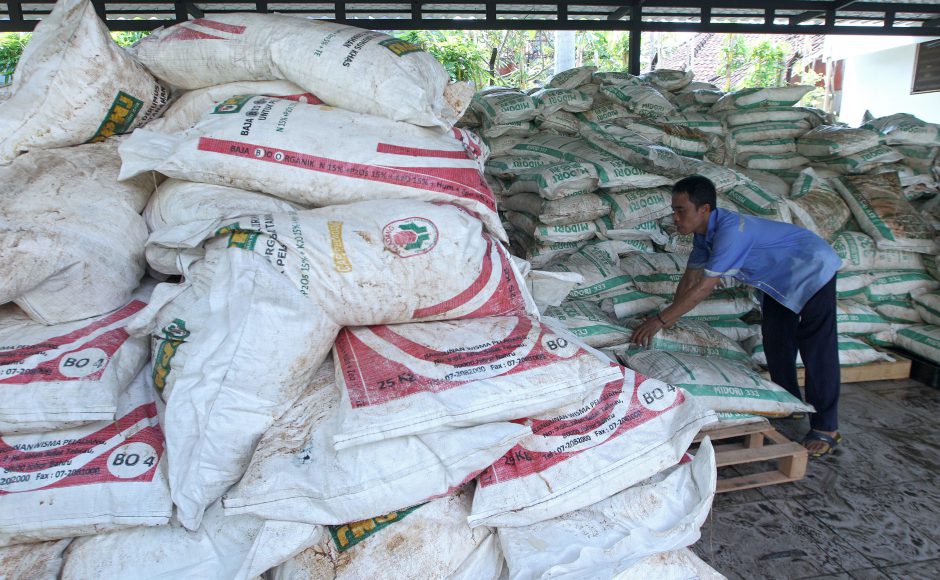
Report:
789,0,859,25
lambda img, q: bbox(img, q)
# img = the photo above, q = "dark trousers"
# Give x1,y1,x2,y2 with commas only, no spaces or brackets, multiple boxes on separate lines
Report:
761,276,840,432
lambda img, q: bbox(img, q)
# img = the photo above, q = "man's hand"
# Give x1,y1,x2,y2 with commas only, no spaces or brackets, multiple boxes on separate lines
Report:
631,315,665,348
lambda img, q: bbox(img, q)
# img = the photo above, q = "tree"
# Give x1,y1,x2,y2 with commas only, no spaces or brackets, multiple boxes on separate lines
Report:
397,30,492,87
744,40,786,88
1,30,149,83
719,35,747,92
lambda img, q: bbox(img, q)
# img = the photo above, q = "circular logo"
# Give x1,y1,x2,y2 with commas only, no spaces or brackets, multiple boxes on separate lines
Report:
107,442,159,479
253,147,265,158
382,218,439,258
58,348,108,378
637,377,679,412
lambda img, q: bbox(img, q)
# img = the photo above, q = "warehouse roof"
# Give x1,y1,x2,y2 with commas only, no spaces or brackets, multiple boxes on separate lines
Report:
3,1,940,35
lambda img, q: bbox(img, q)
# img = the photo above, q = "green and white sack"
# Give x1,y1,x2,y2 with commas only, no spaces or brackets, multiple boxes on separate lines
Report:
724,181,791,221
485,155,551,178
472,90,539,124
616,117,713,158
517,236,586,269
893,144,938,171
729,120,813,143
595,216,668,245
612,318,750,362
892,325,940,364
746,333,893,367
548,66,598,89
912,288,940,325
532,88,593,115
682,159,748,193
658,112,725,135
599,85,677,118
505,210,598,243
816,145,904,174
537,110,581,135
599,187,674,229
575,103,635,124
787,167,851,240
481,118,538,138
796,125,881,161
639,69,694,92
710,86,813,113
836,301,897,335
734,138,797,156
601,289,666,320
705,319,760,342
719,105,819,127
547,243,634,301
501,192,611,226
834,172,939,254
674,90,724,112
837,270,939,304
625,351,814,416
830,231,926,271
863,113,940,147
580,123,686,176
544,300,632,348
591,71,644,87
875,299,923,324
737,151,809,171
507,160,599,200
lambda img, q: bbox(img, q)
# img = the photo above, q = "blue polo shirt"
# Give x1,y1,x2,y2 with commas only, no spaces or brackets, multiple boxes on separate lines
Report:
688,209,841,313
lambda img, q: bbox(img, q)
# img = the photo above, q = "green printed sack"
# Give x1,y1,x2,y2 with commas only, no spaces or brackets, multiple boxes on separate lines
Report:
531,88,593,115
625,350,814,416
595,216,667,245
546,243,633,301
830,231,925,272
543,300,632,348
658,112,724,135
485,155,551,178
639,69,694,92
613,319,750,362
913,289,940,326
835,301,897,335
537,110,581,135
599,187,674,229
863,113,940,147
599,85,676,118
746,333,893,367
796,126,881,161
472,91,539,124
736,151,809,171
892,325,940,364
504,210,598,243
816,145,903,175
729,119,813,142
710,86,813,113
834,172,939,254
506,161,599,200
787,168,851,240
548,65,597,89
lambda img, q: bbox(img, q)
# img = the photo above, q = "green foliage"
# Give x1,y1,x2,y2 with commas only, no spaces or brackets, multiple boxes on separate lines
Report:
719,35,747,92
110,30,149,47
742,40,786,88
397,30,492,88
0,33,30,80
577,31,630,71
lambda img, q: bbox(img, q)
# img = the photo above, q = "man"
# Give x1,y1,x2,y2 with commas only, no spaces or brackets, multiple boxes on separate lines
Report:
631,175,843,457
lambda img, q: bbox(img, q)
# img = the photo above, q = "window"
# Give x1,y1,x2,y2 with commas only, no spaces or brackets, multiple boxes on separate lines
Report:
911,38,940,94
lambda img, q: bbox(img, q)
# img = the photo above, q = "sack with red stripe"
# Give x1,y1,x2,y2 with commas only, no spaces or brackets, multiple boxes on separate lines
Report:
131,15,468,129
0,293,150,434
222,362,532,526
0,370,171,546
331,316,623,449
129,200,535,531
119,95,504,239
468,367,716,527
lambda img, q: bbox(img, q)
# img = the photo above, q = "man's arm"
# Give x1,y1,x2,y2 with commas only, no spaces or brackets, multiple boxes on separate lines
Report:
674,267,704,304
631,274,720,347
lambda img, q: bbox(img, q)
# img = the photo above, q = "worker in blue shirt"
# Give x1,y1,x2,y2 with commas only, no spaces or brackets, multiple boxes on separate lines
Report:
632,175,843,457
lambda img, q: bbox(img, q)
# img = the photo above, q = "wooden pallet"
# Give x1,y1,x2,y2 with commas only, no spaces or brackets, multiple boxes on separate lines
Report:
760,353,911,386
692,421,807,494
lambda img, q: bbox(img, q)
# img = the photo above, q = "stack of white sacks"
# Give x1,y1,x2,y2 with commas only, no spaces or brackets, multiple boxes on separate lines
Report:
465,64,940,394
0,1,725,578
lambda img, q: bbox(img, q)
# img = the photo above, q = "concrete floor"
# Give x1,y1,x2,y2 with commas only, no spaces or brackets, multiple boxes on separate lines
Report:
692,378,940,580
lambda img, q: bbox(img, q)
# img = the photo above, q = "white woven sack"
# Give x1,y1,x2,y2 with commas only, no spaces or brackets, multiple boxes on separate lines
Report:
506,161,599,200
532,88,593,115
787,167,851,240
498,441,715,580
500,192,610,226
0,288,150,435
830,231,925,272
0,370,171,547
486,155,551,178
595,216,667,245
131,201,535,530
330,317,623,448
893,144,938,171
725,181,791,221
874,300,923,324
505,211,599,243
144,178,299,232
60,501,320,580
734,138,797,156
601,289,666,320
543,301,632,348
579,125,685,177
737,151,810,170
681,158,747,194
222,362,530,525
834,172,939,254
591,71,644,87
548,66,598,89
674,90,723,112
482,118,538,140
536,110,582,135
720,106,818,127
145,80,316,134
575,103,636,123
518,238,586,268
796,125,881,161
740,168,793,198
268,487,502,580
612,548,725,579
729,119,813,143
598,85,677,118
863,113,940,147
0,140,154,324
0,0,170,164
747,332,893,368
639,69,694,92
658,112,724,135
626,351,814,417
473,91,540,124
0,538,71,579
912,289,940,326
468,366,716,527
705,319,760,342
119,96,505,239
892,325,940,364
816,145,903,174
611,318,750,363
836,301,896,335
710,86,813,113
546,243,633,301
133,15,466,129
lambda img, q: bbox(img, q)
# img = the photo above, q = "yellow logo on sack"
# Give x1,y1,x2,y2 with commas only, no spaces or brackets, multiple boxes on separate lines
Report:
328,221,353,273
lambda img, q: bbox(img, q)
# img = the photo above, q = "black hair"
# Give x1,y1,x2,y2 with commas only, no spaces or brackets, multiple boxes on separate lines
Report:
672,175,717,211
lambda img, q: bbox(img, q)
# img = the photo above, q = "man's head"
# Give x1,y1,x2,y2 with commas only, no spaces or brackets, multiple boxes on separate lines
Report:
671,175,717,235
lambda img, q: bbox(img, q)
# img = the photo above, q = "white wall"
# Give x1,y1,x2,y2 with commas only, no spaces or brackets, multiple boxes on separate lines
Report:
838,41,940,126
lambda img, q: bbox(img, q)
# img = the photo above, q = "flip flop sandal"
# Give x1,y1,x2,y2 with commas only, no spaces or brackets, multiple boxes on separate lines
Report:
802,430,842,458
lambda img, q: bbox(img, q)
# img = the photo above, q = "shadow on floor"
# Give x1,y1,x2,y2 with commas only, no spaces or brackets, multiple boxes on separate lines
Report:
692,379,940,580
